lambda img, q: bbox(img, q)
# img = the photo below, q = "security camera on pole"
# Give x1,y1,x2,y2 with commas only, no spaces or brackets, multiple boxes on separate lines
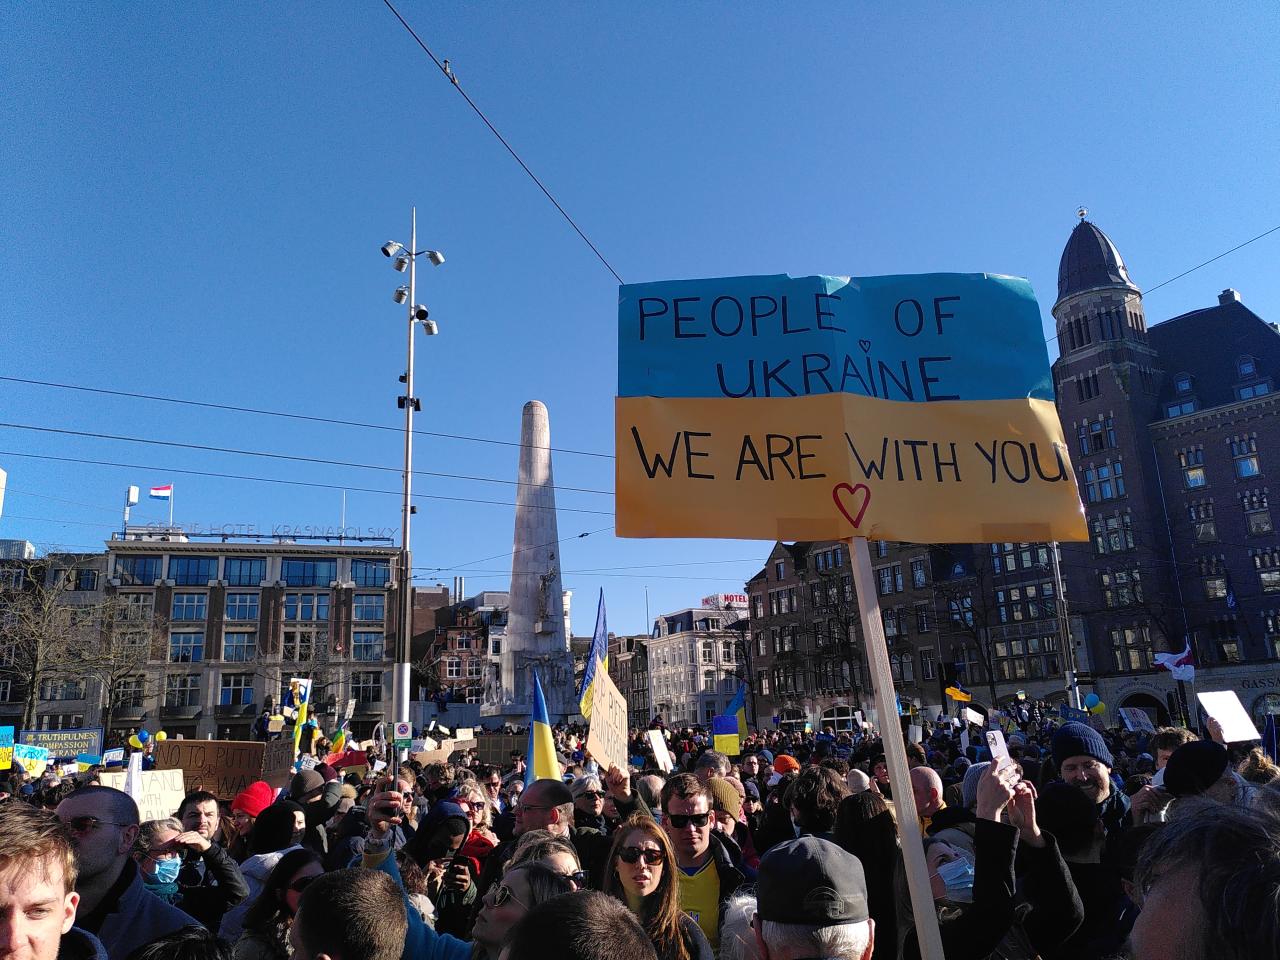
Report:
381,209,445,758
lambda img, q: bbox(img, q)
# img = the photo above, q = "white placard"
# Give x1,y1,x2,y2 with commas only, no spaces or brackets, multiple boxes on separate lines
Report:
1197,691,1261,743
963,707,983,726
907,724,922,744
646,729,674,773
960,730,970,754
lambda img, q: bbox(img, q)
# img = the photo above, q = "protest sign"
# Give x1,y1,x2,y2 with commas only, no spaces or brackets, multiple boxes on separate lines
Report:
1058,704,1090,723
1119,707,1157,734
156,738,293,797
0,726,13,771
453,727,474,742
476,734,527,765
13,743,49,777
298,755,319,771
19,728,103,759
1197,691,1261,743
344,699,356,721
585,668,628,773
100,768,186,821
646,729,674,772
76,754,102,772
963,707,983,727
907,724,922,744
103,747,125,765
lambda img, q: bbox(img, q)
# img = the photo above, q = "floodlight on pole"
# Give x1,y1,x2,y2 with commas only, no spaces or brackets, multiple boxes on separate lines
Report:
393,286,409,305
393,256,409,273
382,241,404,258
425,250,446,266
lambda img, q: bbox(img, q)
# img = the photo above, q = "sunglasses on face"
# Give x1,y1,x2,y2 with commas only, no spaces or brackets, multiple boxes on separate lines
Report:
665,813,711,829
578,791,605,800
489,883,529,909
62,816,127,834
619,846,664,866
563,870,588,886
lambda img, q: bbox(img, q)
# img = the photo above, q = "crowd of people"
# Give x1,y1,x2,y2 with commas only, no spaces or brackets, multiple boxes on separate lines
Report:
3,706,1280,960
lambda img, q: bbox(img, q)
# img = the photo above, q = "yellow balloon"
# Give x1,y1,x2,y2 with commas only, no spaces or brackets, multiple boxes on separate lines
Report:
154,731,168,741
128,735,143,749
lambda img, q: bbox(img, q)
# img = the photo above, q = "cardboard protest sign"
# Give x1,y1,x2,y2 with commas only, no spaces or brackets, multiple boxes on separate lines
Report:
1119,707,1157,734
13,743,49,777
19,728,103,759
585,668,628,773
0,726,13,771
1197,691,1261,743
615,273,1087,544
100,769,187,821
476,735,526,765
156,738,294,798
646,729,674,773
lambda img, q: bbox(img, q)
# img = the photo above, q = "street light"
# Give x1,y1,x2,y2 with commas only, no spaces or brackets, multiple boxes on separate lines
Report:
381,206,446,755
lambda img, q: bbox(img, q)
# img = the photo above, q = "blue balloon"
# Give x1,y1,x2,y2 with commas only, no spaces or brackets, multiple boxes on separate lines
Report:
137,729,151,743
1084,693,1100,709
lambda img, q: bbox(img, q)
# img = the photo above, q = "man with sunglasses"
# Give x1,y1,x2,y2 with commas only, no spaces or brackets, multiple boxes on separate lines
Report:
570,775,608,833
55,787,199,960
660,773,745,951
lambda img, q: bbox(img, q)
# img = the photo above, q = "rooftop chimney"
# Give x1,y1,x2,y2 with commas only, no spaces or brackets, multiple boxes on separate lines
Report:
1219,288,1241,305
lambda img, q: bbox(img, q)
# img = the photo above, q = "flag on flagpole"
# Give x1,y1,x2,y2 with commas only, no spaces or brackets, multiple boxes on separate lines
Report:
525,670,559,787
727,682,748,739
577,589,610,720
711,714,740,757
945,685,973,703
287,677,312,754
1154,642,1196,682
148,485,173,500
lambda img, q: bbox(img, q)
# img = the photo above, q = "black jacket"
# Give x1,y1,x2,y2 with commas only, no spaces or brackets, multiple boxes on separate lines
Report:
175,843,250,932
299,780,344,855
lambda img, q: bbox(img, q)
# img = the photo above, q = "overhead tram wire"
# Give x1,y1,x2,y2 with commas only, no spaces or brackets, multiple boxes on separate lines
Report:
0,449,614,517
0,376,616,460
417,525,616,575
379,0,625,287
0,421,613,496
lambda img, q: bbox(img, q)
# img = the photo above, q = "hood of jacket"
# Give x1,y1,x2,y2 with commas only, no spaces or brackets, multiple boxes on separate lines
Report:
242,844,302,882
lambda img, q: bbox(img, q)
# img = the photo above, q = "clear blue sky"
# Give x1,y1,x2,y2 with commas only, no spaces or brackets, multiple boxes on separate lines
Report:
2,5,1277,635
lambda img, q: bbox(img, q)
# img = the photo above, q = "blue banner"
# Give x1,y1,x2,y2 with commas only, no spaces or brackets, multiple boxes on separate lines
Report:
619,273,1053,402
1058,705,1090,723
19,727,104,759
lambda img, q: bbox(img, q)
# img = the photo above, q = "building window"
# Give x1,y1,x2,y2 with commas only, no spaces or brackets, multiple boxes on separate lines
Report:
285,594,330,622
219,673,253,706
911,558,928,588
352,671,383,703
1174,374,1193,394
1238,382,1271,400
755,632,766,656
1180,448,1206,489
70,569,99,591
165,675,200,708
876,541,889,559
701,641,714,664
883,608,900,638
281,558,337,587
752,596,764,619
168,556,217,586
1205,618,1241,663
1238,356,1258,379
116,592,154,622
225,593,260,622
223,632,256,662
949,595,974,627
224,558,266,587
915,602,932,632
353,631,383,662
115,555,161,585
446,658,461,679
842,575,853,602
353,594,385,622
1110,626,1152,672
1204,577,1228,600
889,652,914,684
351,559,391,587
877,564,903,596
283,629,321,661
1244,492,1273,535
1092,513,1136,554
920,648,936,681
171,594,207,622
1231,437,1261,480
1077,417,1117,456
1082,461,1125,502
1262,571,1280,594
38,679,85,701
721,640,734,662
1166,400,1197,418
774,561,785,580
114,676,145,709
467,658,482,678
1100,570,1142,608
1186,502,1216,542
168,632,203,663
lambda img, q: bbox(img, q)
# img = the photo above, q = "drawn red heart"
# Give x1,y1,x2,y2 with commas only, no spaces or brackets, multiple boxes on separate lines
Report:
832,482,872,529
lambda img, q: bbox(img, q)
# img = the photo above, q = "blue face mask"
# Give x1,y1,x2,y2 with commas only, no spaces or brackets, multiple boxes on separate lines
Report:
935,856,975,903
150,857,182,885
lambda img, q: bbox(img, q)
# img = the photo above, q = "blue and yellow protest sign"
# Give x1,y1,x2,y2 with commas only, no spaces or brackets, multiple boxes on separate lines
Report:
13,743,50,777
0,727,14,771
616,272,1087,544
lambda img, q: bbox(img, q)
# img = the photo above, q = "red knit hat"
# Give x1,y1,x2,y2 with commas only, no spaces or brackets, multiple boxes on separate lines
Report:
231,780,276,818
773,755,801,775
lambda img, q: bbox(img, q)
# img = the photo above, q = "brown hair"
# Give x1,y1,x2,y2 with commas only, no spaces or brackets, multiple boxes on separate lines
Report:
659,773,710,812
1151,727,1198,755
296,868,407,960
604,815,690,960
0,802,78,893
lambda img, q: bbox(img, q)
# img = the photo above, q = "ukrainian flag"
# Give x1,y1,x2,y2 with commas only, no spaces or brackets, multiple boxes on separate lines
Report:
288,677,312,754
711,714,740,757
727,682,748,739
526,670,560,786
945,684,973,703
577,589,610,720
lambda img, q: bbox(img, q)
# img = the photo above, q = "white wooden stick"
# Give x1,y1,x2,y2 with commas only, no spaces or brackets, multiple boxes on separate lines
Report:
849,536,946,960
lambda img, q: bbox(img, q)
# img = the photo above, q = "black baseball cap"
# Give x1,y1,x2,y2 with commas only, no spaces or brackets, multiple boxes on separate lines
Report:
757,837,869,925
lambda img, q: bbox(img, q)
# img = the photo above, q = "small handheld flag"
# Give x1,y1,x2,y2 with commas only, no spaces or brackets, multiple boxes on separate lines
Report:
577,589,610,720
711,714,740,757
526,670,560,786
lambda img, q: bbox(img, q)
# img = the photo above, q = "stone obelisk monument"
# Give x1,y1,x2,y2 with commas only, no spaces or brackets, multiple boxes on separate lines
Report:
482,401,575,723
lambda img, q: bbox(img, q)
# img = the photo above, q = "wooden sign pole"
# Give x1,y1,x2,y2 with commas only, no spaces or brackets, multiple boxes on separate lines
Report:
849,536,946,960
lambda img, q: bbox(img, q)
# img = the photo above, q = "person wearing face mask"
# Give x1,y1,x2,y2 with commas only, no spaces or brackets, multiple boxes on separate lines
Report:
900,763,1084,960
232,849,322,960
217,804,307,943
134,820,190,907
604,815,713,960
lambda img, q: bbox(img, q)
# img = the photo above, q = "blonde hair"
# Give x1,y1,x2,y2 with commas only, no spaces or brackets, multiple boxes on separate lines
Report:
454,782,492,829
0,803,78,893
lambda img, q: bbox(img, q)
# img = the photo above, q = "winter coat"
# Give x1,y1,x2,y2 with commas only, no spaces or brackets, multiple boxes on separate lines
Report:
176,843,250,932
217,845,302,943
85,861,199,960
232,929,288,960
59,928,108,960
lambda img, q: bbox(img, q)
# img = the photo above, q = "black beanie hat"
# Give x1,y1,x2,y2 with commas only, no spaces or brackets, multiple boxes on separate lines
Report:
1052,721,1114,770
1163,740,1229,797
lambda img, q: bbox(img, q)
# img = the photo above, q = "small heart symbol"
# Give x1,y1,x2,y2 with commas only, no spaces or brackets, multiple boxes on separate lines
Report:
859,339,872,353
832,482,872,529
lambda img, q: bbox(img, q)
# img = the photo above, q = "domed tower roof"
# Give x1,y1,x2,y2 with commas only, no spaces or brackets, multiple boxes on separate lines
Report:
1056,219,1137,305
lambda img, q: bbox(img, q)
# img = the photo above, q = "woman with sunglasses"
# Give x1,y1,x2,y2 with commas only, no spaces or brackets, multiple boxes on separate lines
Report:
232,848,322,960
470,861,575,960
604,815,713,960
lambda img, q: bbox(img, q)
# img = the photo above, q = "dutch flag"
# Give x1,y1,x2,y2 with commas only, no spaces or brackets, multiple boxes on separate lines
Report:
149,485,172,500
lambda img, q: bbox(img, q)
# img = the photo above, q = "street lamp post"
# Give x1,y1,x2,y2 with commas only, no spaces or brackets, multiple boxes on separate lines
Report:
381,208,445,754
